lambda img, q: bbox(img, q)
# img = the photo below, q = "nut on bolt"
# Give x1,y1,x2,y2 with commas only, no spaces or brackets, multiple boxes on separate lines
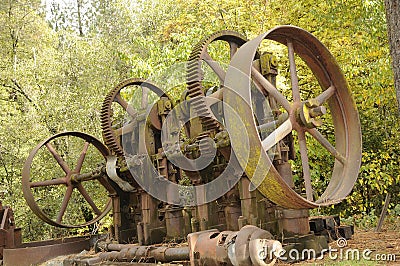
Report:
299,99,327,128
309,106,326,118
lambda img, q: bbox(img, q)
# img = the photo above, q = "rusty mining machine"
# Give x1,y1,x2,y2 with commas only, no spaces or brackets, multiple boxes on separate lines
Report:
14,26,361,265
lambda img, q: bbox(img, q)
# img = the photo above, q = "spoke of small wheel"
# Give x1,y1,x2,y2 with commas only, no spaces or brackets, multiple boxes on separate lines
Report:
251,67,291,111
298,129,313,201
203,52,226,82
115,93,137,118
45,143,71,174
77,183,102,215
74,142,90,173
287,39,301,103
229,42,239,59
56,185,73,223
30,177,66,188
306,128,346,164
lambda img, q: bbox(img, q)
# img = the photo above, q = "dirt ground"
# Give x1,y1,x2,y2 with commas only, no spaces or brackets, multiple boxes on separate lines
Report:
278,227,400,265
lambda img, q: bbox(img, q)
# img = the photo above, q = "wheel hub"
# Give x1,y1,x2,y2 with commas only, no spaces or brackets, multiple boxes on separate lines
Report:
297,100,327,128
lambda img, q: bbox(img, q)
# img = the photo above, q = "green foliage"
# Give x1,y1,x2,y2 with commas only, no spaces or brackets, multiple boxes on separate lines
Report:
394,204,400,216
341,209,378,230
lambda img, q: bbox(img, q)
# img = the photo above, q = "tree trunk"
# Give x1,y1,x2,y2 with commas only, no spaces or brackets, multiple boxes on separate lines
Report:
76,0,84,36
384,0,400,113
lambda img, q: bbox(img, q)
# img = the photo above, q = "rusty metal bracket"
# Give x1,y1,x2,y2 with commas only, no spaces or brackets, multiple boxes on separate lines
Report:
106,155,136,192
3,236,91,266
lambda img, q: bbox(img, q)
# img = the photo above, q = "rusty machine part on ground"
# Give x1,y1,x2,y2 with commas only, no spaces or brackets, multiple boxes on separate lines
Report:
0,201,21,262
15,26,361,265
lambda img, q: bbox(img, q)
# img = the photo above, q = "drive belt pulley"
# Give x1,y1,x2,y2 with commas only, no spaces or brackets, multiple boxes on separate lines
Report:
223,26,362,208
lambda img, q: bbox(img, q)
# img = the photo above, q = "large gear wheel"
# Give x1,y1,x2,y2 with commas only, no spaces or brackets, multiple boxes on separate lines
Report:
186,30,248,133
100,78,167,156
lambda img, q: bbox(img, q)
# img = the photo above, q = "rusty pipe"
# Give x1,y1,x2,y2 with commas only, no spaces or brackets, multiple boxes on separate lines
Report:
97,242,190,262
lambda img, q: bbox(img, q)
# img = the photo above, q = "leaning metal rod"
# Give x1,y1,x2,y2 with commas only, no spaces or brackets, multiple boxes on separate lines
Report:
257,112,289,134
137,112,290,162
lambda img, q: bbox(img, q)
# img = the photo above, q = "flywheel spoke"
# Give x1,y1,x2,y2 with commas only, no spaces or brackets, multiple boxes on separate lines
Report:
287,39,301,103
45,143,71,174
74,142,90,173
251,66,291,111
297,129,314,201
261,119,293,151
30,177,66,188
56,185,73,223
314,85,336,105
203,52,226,82
77,183,102,215
306,128,346,164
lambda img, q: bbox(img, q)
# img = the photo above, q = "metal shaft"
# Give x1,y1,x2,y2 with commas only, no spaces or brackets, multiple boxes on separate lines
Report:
97,242,190,262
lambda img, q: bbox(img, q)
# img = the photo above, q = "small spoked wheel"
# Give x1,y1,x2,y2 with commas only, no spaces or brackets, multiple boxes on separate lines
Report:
22,132,115,228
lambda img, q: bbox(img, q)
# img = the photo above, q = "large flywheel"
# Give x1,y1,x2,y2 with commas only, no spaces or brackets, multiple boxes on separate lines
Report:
223,26,362,209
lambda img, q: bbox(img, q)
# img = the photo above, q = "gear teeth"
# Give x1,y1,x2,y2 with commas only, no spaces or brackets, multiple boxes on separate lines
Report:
100,78,164,156
101,87,124,156
186,31,246,138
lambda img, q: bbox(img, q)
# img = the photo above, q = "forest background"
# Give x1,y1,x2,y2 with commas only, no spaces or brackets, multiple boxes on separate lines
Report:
0,0,399,241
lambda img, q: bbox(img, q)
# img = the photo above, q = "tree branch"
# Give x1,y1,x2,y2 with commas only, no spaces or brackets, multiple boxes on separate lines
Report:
0,149,10,182
1,79,35,104
11,79,33,103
